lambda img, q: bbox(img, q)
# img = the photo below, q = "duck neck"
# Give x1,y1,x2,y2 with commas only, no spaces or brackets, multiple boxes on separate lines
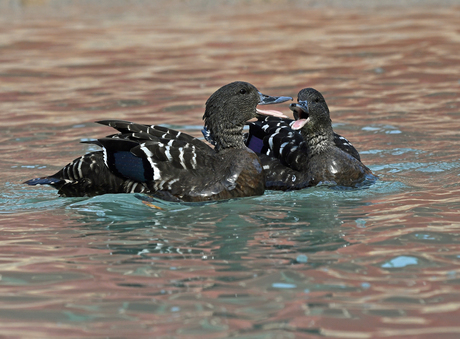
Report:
205,117,246,152
301,124,335,157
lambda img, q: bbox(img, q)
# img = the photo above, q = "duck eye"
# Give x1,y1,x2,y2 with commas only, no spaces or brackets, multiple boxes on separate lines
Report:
239,89,247,94
314,98,320,103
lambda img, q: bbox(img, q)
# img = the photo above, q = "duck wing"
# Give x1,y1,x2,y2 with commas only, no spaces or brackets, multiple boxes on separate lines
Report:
89,132,220,198
98,120,214,154
246,115,361,162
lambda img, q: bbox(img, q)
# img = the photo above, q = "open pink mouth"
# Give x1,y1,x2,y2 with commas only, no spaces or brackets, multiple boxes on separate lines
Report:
290,118,309,130
256,108,288,118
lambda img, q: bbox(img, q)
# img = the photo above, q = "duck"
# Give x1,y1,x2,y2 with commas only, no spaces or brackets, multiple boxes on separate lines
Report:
244,88,377,189
24,81,292,201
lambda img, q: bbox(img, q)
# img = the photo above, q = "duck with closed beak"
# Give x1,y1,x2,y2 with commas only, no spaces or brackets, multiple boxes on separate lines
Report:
25,81,292,201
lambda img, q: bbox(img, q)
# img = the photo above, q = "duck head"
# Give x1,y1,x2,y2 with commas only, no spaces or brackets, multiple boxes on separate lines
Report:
203,81,291,151
289,88,332,134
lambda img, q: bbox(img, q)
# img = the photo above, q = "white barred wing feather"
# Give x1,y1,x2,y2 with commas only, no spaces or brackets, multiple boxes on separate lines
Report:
98,120,212,154
247,115,361,162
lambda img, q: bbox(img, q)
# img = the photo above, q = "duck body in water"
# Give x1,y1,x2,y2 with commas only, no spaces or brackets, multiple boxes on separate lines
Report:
25,81,292,202
245,88,377,190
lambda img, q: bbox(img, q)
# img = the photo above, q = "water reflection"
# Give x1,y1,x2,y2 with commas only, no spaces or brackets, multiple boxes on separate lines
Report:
3,178,460,336
66,190,357,260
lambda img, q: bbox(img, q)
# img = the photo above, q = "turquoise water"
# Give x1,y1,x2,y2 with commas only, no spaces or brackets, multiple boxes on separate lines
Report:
1,2,460,338
2,123,458,337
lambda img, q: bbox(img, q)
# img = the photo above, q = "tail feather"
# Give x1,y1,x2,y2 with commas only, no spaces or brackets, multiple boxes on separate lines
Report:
24,177,62,186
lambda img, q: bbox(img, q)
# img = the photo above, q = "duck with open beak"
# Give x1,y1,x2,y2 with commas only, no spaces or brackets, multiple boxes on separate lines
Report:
245,88,377,189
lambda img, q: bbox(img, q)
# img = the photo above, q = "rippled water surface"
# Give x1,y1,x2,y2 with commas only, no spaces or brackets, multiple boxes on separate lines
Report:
1,1,460,338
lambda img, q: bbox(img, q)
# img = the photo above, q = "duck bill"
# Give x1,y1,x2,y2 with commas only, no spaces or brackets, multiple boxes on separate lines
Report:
289,100,309,130
256,92,292,118
258,92,292,105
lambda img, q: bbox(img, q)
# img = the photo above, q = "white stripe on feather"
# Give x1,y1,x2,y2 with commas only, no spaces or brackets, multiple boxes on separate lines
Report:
102,147,108,168
77,156,84,178
268,132,279,150
190,145,197,169
268,127,283,150
178,147,186,169
165,145,173,162
72,161,79,180
140,144,161,180
279,142,289,156
167,178,179,190
66,164,74,181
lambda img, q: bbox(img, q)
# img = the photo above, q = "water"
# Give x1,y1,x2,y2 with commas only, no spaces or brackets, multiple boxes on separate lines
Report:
1,1,460,338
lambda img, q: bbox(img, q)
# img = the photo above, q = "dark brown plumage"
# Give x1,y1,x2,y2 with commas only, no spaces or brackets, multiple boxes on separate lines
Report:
25,81,292,201
245,88,377,189
290,88,376,187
